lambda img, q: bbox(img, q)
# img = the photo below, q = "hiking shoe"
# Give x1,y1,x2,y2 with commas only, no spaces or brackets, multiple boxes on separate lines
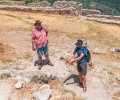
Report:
38,63,42,70
47,61,54,66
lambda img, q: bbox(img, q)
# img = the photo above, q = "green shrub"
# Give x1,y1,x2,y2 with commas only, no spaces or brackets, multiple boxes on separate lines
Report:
31,75,39,83
0,73,11,79
24,0,33,5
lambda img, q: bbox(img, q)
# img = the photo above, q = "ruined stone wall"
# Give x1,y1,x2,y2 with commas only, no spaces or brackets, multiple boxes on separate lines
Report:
0,1,82,16
0,0,120,24
82,9,101,16
28,1,51,7
0,5,76,15
0,1,25,6
87,15,120,21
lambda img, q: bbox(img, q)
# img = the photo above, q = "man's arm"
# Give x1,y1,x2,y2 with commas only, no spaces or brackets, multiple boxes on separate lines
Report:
68,53,85,65
32,30,36,51
66,47,78,62
32,39,36,51
66,52,76,62
72,53,85,62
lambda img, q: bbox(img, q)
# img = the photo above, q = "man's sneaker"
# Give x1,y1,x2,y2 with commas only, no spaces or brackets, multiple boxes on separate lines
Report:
38,63,42,70
47,61,54,66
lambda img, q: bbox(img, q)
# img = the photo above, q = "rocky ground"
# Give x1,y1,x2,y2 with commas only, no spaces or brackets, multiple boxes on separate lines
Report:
0,10,120,100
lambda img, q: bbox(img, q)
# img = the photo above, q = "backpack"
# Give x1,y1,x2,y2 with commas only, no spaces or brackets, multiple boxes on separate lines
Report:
86,48,91,63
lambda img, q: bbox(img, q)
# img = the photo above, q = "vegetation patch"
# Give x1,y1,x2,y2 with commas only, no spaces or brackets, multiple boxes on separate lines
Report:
0,73,11,79
0,42,15,61
31,75,39,83
0,66,9,70
49,80,83,100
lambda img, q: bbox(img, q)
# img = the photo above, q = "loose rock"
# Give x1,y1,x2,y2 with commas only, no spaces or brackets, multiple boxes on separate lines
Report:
15,81,23,89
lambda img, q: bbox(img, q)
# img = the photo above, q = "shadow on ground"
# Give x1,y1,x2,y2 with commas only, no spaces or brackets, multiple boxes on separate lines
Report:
34,59,48,66
63,74,82,86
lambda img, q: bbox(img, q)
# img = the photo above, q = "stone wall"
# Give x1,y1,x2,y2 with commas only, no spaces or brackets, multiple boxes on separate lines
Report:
0,1,25,6
86,17,120,25
53,1,79,9
0,5,74,14
87,15,120,21
0,1,82,16
82,9,101,16
28,1,51,7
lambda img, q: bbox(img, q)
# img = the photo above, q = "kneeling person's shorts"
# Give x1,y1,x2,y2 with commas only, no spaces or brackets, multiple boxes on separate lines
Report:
77,62,87,75
37,44,48,58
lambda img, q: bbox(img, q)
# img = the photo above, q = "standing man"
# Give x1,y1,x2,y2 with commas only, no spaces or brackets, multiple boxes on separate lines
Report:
32,20,54,70
66,39,88,92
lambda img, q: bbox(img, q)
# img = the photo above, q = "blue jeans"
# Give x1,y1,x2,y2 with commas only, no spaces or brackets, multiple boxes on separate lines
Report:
36,44,48,58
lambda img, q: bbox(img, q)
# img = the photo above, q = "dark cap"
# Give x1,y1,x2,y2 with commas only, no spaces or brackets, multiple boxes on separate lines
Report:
34,20,42,26
75,39,83,46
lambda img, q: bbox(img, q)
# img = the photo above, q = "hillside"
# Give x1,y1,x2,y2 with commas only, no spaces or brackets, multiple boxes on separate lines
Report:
67,0,120,15
48,0,120,15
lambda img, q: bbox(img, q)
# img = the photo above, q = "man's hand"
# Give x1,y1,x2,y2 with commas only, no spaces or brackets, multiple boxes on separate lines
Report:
65,59,75,66
32,46,36,51
68,59,75,65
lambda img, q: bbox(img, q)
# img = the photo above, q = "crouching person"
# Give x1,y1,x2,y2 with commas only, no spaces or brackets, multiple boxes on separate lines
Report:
32,20,54,70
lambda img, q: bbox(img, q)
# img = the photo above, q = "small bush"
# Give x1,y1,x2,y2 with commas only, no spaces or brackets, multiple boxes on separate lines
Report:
31,75,39,83
24,0,33,5
0,73,11,79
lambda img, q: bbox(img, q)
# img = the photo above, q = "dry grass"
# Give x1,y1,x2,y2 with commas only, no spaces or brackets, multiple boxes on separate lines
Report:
49,80,82,100
0,42,15,61
0,66,8,70
0,10,120,48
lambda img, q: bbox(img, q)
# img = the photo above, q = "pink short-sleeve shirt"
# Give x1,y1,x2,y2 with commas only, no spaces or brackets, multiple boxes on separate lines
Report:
32,27,49,48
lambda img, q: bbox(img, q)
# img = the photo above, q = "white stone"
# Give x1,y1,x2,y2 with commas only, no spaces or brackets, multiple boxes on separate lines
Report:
33,90,51,100
41,89,52,98
15,81,23,89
